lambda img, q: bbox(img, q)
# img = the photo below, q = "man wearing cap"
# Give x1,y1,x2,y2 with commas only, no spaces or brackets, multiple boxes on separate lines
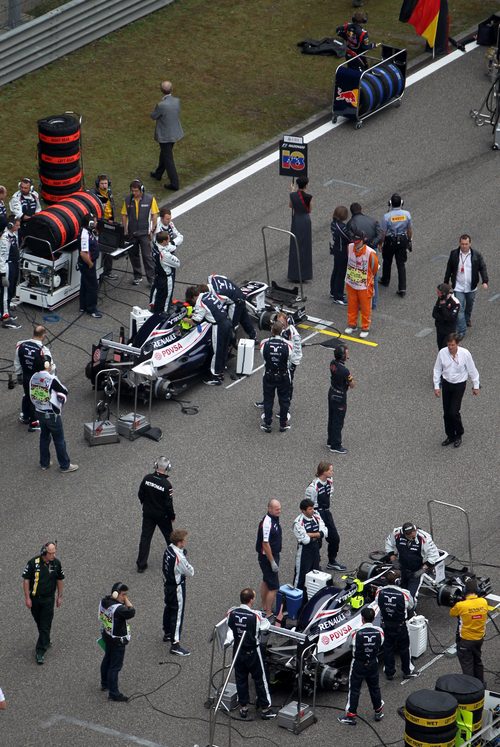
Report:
379,194,412,297
99,582,136,702
385,523,440,599
136,456,175,574
432,283,460,350
344,232,378,338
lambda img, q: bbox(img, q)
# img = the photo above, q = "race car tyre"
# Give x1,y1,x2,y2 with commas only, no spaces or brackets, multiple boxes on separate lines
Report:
404,725,457,746
37,114,80,145
435,674,485,737
404,689,457,741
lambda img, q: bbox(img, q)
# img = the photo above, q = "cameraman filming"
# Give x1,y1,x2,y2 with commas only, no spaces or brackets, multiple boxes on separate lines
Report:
450,578,488,683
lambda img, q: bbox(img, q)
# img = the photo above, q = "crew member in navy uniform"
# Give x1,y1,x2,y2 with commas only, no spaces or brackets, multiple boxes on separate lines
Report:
385,522,440,600
305,462,346,571
227,587,276,720
256,499,282,617
29,368,78,472
259,320,293,433
155,206,183,289
79,214,102,318
136,456,176,573
207,273,256,341
99,582,136,701
375,574,419,680
162,529,194,656
328,344,354,455
0,185,8,232
255,312,301,412
432,283,460,350
150,231,180,314
336,12,376,70
0,215,22,328
22,542,64,665
185,284,234,385
293,498,328,597
9,177,41,229
92,174,117,279
379,193,413,297
15,324,53,432
338,606,384,725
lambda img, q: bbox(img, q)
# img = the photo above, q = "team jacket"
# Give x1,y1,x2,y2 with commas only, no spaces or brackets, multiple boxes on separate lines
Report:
351,621,384,664
305,477,333,511
329,359,352,404
432,294,460,330
336,22,375,58
450,594,489,640
152,240,180,278
375,585,414,626
15,338,53,379
0,228,19,274
281,323,302,367
155,217,183,248
385,527,440,572
227,603,270,650
22,555,64,597
207,274,244,304
293,511,328,544
260,335,292,377
191,291,229,325
138,471,175,520
9,189,41,219
162,544,194,587
256,512,282,556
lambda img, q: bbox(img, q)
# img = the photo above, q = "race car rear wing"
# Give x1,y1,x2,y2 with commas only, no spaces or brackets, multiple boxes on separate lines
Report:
99,339,142,357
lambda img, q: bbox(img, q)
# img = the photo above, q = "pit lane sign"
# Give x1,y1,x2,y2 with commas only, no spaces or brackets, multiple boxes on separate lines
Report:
279,134,308,177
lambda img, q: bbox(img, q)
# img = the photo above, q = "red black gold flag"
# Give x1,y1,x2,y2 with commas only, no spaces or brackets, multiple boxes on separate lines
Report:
399,0,440,48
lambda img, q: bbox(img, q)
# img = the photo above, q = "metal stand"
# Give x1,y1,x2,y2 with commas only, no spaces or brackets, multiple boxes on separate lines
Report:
277,638,318,734
427,499,475,574
205,623,246,747
470,72,500,149
84,367,121,446
116,370,154,441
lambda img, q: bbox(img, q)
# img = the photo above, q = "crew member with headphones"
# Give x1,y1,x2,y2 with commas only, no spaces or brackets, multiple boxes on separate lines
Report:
92,174,118,279
79,213,102,318
136,456,176,573
327,343,354,455
9,178,41,225
121,179,159,286
22,542,64,665
0,214,22,328
379,193,413,297
336,12,376,70
99,582,135,701
15,324,54,432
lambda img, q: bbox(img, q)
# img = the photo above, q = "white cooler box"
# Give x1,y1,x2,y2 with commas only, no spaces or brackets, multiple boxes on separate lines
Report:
305,570,331,599
408,615,428,657
236,338,255,375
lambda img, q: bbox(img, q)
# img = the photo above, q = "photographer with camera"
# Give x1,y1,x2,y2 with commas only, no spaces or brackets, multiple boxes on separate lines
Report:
450,578,488,683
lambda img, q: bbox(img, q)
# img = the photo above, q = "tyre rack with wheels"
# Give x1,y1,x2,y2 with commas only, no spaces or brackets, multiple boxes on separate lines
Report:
332,45,407,129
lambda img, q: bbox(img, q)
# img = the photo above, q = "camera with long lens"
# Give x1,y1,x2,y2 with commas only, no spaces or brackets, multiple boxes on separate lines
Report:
436,581,466,607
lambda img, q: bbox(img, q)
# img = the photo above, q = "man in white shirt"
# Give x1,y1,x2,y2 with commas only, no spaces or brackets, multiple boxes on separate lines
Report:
433,333,480,448
443,234,488,340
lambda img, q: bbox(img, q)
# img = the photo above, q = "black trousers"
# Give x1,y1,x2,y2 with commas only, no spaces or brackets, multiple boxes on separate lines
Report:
327,391,346,448
318,509,340,562
346,660,382,715
100,639,126,697
263,373,291,427
441,379,466,439
381,239,407,291
234,647,271,709
153,141,179,189
231,299,255,339
136,514,173,570
401,568,422,600
436,327,456,350
150,275,174,314
30,595,55,654
79,263,98,313
330,251,347,300
294,541,321,593
382,623,411,677
163,583,186,644
457,638,484,683
129,235,155,283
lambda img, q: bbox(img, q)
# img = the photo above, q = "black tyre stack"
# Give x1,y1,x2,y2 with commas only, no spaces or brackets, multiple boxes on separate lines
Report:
404,689,457,747
435,674,485,742
37,114,83,204
22,191,103,255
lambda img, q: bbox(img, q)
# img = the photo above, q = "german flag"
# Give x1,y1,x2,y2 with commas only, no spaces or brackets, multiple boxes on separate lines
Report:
399,0,440,48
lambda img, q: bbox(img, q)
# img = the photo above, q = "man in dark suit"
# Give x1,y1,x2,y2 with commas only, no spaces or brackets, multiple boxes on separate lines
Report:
150,81,184,191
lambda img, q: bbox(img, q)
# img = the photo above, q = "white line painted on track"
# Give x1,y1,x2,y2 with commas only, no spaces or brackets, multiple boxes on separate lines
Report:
41,714,170,747
415,327,433,338
172,42,478,220
488,293,500,302
323,178,371,193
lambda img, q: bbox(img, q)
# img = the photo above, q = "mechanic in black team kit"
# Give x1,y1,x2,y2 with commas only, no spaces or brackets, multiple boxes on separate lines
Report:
185,284,234,385
136,456,175,573
207,273,256,341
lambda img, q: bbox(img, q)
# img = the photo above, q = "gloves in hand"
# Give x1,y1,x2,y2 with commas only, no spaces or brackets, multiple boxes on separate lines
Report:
270,561,279,573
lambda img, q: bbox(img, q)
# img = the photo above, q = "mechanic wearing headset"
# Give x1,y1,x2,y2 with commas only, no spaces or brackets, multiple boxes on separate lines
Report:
149,231,180,314
305,462,346,572
450,577,488,683
327,344,354,455
0,214,21,327
22,542,64,665
99,582,135,701
185,284,234,386
9,177,41,225
255,311,301,412
375,572,420,680
385,522,440,600
379,193,413,297
92,174,117,280
336,12,376,71
293,498,328,600
15,324,54,432
79,213,102,318
121,179,159,286
136,456,176,573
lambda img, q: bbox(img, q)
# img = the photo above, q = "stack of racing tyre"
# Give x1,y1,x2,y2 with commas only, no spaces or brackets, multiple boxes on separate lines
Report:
403,689,458,747
38,114,83,203
23,191,103,253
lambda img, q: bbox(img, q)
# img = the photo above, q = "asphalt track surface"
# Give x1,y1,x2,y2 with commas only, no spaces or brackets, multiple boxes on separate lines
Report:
0,45,499,747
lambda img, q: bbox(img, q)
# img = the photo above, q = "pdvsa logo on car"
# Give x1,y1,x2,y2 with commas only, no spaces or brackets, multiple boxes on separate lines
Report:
155,341,184,362
318,623,354,652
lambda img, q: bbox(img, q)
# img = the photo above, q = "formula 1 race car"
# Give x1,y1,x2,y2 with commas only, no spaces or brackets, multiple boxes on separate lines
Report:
86,280,306,399
263,554,492,692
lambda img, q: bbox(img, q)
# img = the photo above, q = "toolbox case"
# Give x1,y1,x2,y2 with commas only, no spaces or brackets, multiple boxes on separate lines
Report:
236,338,255,375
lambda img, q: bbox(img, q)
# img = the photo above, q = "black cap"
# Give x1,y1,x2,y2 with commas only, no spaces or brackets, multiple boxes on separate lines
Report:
402,522,416,534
